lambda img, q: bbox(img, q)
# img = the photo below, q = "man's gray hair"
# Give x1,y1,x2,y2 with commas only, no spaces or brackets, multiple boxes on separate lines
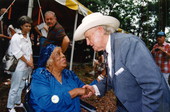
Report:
101,25,115,35
45,11,56,18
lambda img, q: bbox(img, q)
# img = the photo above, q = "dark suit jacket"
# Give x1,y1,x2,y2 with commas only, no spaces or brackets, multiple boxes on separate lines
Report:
96,33,170,112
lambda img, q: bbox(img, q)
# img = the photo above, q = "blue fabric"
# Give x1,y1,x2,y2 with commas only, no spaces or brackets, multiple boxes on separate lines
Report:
157,31,166,37
39,36,47,52
30,68,97,112
90,80,98,85
96,33,170,112
37,44,56,67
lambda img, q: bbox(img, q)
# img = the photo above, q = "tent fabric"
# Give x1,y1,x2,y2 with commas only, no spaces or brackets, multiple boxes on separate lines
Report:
54,0,92,16
0,0,91,31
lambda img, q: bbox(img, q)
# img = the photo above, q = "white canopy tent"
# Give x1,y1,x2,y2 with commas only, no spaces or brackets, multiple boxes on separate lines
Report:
53,0,92,70
0,0,93,70
27,0,92,70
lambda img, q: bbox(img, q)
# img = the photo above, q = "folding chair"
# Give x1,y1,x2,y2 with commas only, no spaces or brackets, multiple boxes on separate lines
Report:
23,80,35,112
80,99,96,112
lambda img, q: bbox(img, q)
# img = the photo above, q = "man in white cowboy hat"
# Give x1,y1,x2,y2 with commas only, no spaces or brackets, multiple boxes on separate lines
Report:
74,12,170,112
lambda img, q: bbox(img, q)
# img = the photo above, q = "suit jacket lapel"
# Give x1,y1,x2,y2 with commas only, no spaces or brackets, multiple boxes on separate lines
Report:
110,33,116,88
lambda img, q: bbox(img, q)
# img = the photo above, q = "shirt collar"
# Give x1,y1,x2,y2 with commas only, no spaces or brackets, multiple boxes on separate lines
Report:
106,35,111,54
19,33,29,40
156,42,168,46
49,22,58,31
163,42,168,46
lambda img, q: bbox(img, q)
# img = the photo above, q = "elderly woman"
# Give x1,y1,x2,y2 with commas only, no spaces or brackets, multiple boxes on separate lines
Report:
29,44,102,112
7,16,34,112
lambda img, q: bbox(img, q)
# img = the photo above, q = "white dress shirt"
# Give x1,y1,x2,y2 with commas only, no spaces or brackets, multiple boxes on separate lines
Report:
93,35,112,96
106,35,112,78
8,33,33,71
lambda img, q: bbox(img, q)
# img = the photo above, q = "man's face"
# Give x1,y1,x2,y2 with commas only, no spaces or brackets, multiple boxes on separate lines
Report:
45,14,57,28
0,8,7,15
84,26,106,51
156,36,165,45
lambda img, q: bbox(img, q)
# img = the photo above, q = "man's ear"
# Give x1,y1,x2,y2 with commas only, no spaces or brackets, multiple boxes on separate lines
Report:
97,26,105,33
97,26,103,30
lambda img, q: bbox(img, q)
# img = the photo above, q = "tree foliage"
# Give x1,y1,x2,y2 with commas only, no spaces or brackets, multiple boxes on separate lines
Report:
79,0,170,49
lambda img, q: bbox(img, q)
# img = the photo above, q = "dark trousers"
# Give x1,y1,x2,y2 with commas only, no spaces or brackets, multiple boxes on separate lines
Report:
0,38,9,62
0,38,10,82
39,36,47,52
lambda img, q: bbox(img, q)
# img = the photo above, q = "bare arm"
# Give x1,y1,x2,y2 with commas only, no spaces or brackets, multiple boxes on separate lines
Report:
20,55,34,69
69,88,89,98
30,54,34,69
61,35,70,53
34,26,42,37
44,25,48,32
0,34,12,39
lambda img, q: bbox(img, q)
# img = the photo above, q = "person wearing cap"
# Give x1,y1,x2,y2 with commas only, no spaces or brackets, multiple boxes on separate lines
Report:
43,11,70,53
29,44,102,112
151,31,170,90
74,12,170,112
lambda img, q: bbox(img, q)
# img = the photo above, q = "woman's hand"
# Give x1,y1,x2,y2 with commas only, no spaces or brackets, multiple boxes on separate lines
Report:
69,88,90,98
81,85,95,98
26,60,34,69
20,56,34,69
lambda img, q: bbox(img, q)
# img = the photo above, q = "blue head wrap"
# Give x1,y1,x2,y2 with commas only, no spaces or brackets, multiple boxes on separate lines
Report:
38,44,56,67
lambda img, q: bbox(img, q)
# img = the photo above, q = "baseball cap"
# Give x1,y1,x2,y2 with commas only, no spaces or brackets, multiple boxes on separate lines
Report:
157,31,166,37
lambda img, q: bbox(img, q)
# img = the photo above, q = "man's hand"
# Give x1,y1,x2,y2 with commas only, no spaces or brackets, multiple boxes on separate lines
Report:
156,47,170,57
81,85,95,98
157,47,165,52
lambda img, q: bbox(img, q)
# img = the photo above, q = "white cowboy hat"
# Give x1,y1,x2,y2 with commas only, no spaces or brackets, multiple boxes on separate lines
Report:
74,12,120,41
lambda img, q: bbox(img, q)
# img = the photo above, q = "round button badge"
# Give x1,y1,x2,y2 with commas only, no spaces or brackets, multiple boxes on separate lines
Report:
51,95,59,103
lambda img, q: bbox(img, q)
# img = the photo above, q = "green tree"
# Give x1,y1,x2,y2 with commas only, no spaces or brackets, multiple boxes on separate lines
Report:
79,0,170,49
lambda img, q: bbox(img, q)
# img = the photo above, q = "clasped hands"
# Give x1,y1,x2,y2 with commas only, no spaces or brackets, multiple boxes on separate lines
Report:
154,47,166,53
80,85,95,98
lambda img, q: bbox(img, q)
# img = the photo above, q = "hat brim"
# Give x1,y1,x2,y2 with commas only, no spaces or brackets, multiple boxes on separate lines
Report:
74,16,120,41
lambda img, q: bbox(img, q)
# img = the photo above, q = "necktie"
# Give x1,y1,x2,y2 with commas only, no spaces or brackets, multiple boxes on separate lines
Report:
103,50,109,75
103,50,109,93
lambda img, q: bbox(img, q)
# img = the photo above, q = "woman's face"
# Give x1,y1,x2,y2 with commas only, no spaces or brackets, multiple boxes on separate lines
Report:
20,23,31,34
52,47,67,69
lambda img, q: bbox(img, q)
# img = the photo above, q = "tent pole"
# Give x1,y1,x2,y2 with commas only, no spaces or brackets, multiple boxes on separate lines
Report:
27,0,34,18
0,0,16,21
69,11,78,70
